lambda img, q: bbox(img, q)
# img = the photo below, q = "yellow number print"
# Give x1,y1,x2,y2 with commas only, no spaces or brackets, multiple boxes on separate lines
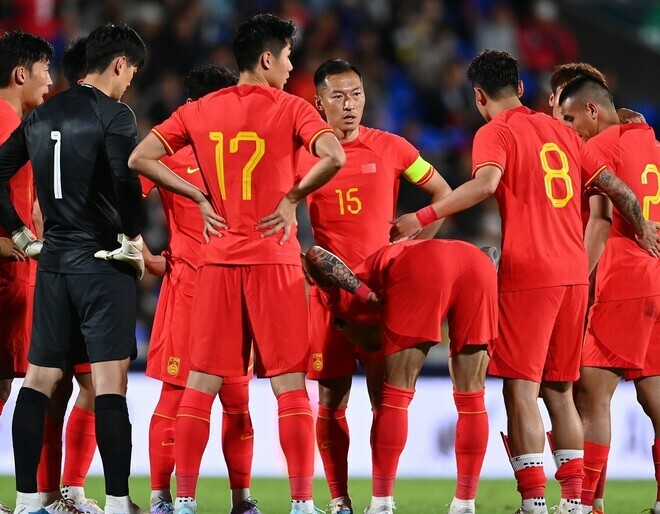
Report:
540,142,573,208
209,131,266,201
335,188,362,215
641,164,660,221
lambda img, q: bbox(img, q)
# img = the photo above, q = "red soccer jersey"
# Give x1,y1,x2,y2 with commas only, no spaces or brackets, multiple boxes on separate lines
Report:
0,98,34,280
471,105,606,292
586,123,660,301
152,84,333,266
297,126,435,267
140,145,207,268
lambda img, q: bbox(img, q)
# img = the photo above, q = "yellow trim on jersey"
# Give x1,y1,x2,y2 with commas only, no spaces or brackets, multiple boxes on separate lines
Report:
584,165,607,188
473,161,504,174
308,128,335,156
151,128,174,156
403,156,432,184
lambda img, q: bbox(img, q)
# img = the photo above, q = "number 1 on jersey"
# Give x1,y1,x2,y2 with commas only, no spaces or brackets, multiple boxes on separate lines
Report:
209,131,265,201
51,131,63,199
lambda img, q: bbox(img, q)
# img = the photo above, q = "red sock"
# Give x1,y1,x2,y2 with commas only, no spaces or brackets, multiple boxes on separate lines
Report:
149,383,184,491
175,388,214,498
582,441,609,506
219,379,253,490
555,457,584,501
62,406,97,487
316,404,350,499
453,388,488,500
37,415,64,492
277,389,314,501
371,382,415,497
653,438,660,501
594,460,607,499
514,466,546,499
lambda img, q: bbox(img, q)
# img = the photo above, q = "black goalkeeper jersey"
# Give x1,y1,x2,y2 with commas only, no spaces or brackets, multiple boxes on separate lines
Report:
0,84,142,274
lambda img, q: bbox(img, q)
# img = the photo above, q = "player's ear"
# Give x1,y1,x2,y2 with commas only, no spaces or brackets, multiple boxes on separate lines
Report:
314,95,324,112
14,66,26,86
114,56,127,76
517,80,524,98
548,91,555,108
474,87,487,106
260,51,272,71
586,101,598,120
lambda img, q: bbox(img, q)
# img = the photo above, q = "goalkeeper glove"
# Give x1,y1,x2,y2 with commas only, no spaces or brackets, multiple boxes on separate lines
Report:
94,234,145,279
12,226,43,259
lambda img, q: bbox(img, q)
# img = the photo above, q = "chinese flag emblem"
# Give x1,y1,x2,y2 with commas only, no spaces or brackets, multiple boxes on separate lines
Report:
167,356,181,376
312,353,323,372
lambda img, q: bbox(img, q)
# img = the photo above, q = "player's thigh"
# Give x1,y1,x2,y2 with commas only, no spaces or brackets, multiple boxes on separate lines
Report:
625,297,660,382
382,342,432,390
544,285,588,382
308,286,359,380
245,264,309,378
29,271,78,370
490,287,566,382
189,265,251,377
0,276,30,378
68,270,137,364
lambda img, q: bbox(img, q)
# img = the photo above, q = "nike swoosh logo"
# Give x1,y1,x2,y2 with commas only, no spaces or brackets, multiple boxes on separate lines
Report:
161,440,175,446
240,434,253,441
320,443,334,450
187,167,199,174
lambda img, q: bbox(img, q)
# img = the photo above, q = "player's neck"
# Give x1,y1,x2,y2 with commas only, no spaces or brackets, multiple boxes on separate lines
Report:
334,126,360,144
597,107,621,134
0,88,25,118
82,73,119,100
238,71,271,88
487,97,523,121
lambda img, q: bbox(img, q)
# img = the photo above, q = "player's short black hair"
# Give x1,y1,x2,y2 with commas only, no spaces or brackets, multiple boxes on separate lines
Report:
313,59,362,89
233,13,297,73
550,62,608,95
62,37,87,87
466,49,519,99
184,64,238,100
85,23,146,75
558,75,614,108
0,30,54,88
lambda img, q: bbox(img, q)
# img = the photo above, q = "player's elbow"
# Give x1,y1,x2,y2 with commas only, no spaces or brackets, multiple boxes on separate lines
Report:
329,146,347,170
127,148,142,174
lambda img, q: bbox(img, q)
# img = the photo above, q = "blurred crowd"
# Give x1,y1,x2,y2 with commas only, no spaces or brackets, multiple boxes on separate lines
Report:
0,0,648,366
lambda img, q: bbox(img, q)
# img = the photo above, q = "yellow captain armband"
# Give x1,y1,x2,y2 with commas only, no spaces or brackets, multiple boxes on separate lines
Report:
403,156,434,185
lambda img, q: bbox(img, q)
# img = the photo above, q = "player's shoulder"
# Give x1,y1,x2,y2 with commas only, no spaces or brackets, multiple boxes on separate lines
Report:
358,126,417,155
0,97,20,131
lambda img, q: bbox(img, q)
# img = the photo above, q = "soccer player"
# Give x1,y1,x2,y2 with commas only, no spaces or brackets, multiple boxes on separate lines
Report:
558,76,660,514
141,64,258,514
390,50,659,514
0,29,53,514
0,23,147,514
128,14,345,514
33,36,103,514
297,58,451,514
302,241,497,514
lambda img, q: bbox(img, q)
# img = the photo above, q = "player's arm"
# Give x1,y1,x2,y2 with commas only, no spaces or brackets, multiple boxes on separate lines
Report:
0,237,26,261
0,125,42,258
141,241,166,276
390,165,501,242
129,133,227,241
257,132,345,244
590,169,660,256
584,194,612,274
617,108,646,124
412,170,452,239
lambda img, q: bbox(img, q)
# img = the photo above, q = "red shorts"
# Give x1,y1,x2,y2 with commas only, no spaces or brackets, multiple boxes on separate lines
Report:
490,285,588,382
0,275,30,378
307,286,379,380
190,264,308,378
381,244,498,357
583,296,660,375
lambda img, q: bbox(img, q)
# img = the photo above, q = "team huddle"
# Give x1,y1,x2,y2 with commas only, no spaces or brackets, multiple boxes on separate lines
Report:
0,10,658,514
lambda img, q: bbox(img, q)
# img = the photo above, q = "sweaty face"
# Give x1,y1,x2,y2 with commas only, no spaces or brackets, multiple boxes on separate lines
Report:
270,44,292,90
317,72,365,132
560,96,598,141
24,60,52,109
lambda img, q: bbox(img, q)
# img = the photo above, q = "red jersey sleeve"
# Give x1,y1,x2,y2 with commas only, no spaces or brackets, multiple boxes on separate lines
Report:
389,135,435,186
471,123,508,177
151,104,191,156
290,97,334,156
583,130,618,186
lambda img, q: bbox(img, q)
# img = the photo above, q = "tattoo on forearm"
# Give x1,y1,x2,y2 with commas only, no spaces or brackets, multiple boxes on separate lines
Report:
305,246,361,293
593,170,645,234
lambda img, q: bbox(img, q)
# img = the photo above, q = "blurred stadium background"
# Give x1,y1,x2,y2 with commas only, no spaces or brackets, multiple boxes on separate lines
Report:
2,0,660,491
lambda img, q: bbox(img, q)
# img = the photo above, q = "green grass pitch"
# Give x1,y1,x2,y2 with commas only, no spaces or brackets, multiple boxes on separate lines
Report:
0,476,656,513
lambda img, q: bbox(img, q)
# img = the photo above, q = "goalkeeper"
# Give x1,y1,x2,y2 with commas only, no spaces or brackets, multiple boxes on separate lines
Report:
302,240,497,514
